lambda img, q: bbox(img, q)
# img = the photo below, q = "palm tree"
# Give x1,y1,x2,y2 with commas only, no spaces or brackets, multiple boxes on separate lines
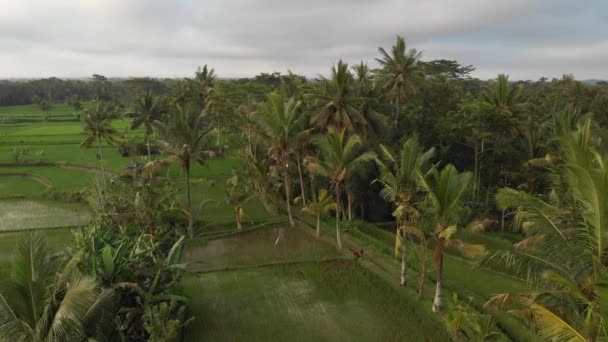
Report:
352,62,389,139
0,232,114,341
375,135,435,286
300,189,337,238
126,91,161,160
193,64,216,98
484,118,608,341
307,128,376,248
80,100,118,179
310,60,366,134
256,92,309,228
154,105,214,237
225,170,254,230
416,164,472,312
376,35,422,128
481,74,523,115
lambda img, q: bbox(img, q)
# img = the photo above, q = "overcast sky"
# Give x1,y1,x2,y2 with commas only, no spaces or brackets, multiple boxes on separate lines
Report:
0,0,606,80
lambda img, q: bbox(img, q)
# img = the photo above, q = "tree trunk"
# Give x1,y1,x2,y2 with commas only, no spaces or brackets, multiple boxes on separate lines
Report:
432,237,445,313
335,184,342,249
316,213,320,238
186,166,193,238
296,151,306,206
473,143,479,199
347,191,353,221
146,131,151,161
394,91,400,129
97,136,106,183
418,247,427,299
400,228,407,286
235,207,242,230
283,166,295,227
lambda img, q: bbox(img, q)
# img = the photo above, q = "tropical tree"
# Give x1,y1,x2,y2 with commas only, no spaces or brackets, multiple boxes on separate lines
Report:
0,232,114,341
375,135,435,286
307,128,376,248
300,189,337,238
483,118,608,341
481,74,523,115
416,164,473,312
154,105,214,237
225,170,255,230
80,100,118,178
376,35,422,128
126,91,162,160
192,64,216,99
256,92,308,228
310,60,366,134
352,62,388,139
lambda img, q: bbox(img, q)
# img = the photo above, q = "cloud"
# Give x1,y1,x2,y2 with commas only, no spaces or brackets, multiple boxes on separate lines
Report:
0,0,605,79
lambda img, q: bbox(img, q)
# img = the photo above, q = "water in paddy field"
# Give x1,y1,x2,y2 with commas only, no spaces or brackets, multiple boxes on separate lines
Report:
0,199,91,231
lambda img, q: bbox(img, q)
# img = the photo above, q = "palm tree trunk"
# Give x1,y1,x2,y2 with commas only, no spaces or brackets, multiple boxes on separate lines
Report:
97,136,106,181
347,191,353,221
473,143,479,199
335,184,342,249
432,238,445,313
186,166,193,238
316,213,320,238
394,91,400,129
283,167,295,227
296,151,307,206
235,207,242,230
146,131,151,161
418,245,427,299
400,228,407,286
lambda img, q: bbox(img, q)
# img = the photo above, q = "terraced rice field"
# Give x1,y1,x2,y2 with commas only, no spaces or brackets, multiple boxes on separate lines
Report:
182,260,449,341
0,199,91,230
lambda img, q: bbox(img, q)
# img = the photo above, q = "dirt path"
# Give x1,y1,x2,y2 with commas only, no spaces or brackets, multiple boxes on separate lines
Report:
57,163,120,176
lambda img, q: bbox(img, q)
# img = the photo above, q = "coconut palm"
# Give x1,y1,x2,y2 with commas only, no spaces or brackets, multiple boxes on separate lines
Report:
193,64,216,98
154,105,214,237
256,92,309,228
225,170,255,230
481,74,523,115
300,189,337,238
376,35,422,128
80,99,118,178
307,128,376,248
126,91,162,160
416,164,473,312
375,135,435,286
483,118,608,341
352,62,389,139
310,60,366,134
0,232,114,341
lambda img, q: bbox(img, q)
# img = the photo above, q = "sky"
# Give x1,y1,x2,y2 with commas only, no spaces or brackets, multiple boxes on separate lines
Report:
0,0,606,80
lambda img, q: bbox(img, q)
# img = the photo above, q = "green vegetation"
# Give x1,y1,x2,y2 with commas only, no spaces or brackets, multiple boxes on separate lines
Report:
0,32,607,341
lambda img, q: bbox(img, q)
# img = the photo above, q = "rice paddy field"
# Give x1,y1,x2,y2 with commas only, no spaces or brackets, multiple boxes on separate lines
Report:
0,102,536,341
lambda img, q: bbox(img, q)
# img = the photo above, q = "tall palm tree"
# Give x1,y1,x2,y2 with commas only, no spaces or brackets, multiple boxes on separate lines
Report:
352,62,389,139
484,118,608,341
193,64,216,98
307,128,376,248
256,92,309,228
80,100,117,179
154,105,214,237
300,188,337,238
0,232,114,341
126,91,161,160
481,74,523,115
310,60,366,134
375,135,435,286
417,164,472,312
376,35,422,128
